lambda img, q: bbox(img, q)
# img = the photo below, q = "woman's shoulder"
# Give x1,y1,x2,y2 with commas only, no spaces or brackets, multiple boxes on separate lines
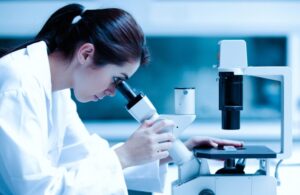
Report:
0,48,36,93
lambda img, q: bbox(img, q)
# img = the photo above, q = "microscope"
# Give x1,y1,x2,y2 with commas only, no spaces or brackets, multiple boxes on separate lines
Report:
115,79,198,168
116,40,292,195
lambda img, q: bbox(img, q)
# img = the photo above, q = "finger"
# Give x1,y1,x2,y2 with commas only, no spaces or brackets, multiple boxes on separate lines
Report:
141,119,156,128
186,137,219,150
154,132,175,143
214,139,244,147
138,119,156,131
151,119,175,133
208,140,219,148
155,150,169,160
185,136,211,149
156,142,173,151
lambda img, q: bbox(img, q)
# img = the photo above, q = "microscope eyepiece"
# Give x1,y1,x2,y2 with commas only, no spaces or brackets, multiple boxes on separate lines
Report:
219,72,243,130
114,78,144,110
114,78,137,101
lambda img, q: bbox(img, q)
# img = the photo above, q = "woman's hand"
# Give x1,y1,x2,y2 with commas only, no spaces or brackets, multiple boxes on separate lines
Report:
160,136,243,165
114,119,175,169
184,136,243,151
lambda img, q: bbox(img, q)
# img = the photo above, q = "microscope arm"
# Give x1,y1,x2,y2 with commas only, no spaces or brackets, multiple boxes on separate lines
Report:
243,66,292,159
218,40,292,159
219,65,292,159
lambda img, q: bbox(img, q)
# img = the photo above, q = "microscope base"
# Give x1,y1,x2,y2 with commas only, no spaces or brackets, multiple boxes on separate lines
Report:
172,175,276,195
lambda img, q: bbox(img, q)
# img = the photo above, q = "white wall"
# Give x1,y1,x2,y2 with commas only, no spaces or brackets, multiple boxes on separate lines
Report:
1,0,300,36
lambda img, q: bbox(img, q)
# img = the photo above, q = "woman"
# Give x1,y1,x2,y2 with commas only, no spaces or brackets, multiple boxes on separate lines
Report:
0,3,242,195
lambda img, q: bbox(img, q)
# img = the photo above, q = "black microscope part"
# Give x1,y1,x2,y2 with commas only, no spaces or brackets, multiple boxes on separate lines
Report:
219,72,243,130
115,79,143,110
115,79,137,101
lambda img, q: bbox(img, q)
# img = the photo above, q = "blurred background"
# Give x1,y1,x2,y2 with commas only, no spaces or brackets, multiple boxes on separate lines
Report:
0,0,300,194
0,36,287,120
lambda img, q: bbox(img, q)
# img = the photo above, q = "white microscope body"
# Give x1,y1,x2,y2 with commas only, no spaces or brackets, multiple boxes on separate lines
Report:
115,80,198,168
171,40,292,195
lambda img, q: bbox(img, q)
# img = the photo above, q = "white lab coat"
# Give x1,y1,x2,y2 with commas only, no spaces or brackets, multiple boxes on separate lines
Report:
0,41,167,195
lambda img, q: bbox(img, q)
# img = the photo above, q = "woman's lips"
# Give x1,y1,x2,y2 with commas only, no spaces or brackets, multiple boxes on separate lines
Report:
94,94,103,101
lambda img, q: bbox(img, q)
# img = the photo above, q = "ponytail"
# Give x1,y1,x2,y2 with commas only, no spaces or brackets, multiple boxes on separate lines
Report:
35,3,84,56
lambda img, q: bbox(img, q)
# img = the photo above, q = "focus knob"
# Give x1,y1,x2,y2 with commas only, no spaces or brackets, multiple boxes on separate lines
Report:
199,188,215,195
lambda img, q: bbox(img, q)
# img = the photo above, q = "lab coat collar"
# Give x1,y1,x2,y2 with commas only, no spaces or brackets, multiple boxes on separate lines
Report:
26,41,52,99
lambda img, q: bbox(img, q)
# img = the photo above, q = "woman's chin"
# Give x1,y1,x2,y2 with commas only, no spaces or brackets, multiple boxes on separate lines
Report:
74,94,103,103
74,95,91,103
78,99,90,103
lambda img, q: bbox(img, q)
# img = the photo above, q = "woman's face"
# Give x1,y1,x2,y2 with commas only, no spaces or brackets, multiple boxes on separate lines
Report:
73,61,139,103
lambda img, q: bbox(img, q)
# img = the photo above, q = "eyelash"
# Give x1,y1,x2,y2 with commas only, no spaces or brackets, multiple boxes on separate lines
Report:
112,77,123,85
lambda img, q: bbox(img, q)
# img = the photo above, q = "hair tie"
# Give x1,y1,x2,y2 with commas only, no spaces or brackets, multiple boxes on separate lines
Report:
72,9,87,24
72,15,82,24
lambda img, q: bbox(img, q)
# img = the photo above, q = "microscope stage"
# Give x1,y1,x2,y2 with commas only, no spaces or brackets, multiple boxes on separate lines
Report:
194,145,276,159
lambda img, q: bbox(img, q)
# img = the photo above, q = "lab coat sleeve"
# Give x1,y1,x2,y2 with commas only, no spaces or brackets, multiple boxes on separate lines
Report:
124,161,168,193
112,143,168,193
0,89,127,195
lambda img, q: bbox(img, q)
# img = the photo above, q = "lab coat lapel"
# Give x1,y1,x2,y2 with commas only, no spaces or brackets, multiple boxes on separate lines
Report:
26,41,52,100
26,41,56,160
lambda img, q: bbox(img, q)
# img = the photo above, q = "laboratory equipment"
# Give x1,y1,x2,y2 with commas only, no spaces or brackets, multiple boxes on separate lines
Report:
115,79,198,167
172,40,292,195
115,40,292,195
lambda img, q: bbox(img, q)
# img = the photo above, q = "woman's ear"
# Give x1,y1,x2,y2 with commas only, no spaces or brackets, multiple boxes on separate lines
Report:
77,43,95,66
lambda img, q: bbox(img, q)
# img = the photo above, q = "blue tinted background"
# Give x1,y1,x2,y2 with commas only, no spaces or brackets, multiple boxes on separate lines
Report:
0,36,286,120
74,36,286,120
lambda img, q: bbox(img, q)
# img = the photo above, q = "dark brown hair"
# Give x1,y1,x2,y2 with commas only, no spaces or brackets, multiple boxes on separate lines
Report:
2,4,150,66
